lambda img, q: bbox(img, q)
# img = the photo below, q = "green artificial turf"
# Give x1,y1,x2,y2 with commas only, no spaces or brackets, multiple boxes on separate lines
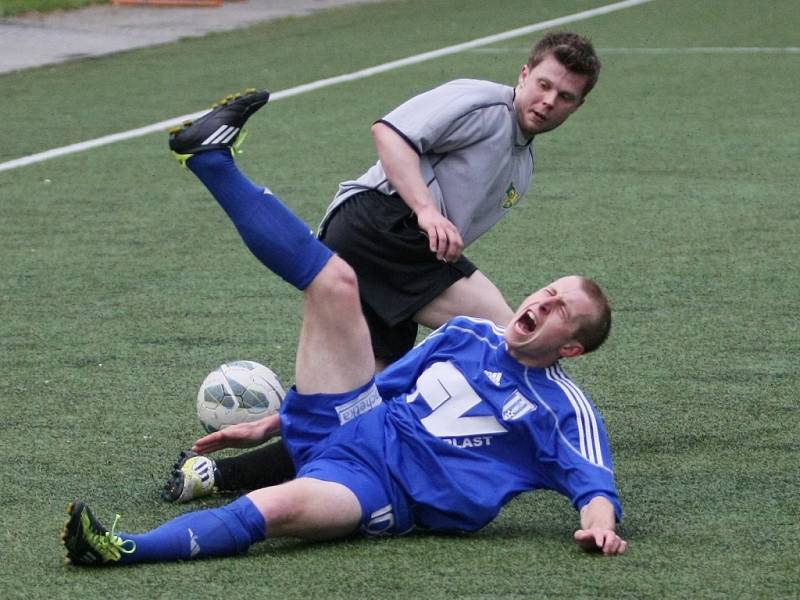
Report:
1,0,797,598
0,0,107,17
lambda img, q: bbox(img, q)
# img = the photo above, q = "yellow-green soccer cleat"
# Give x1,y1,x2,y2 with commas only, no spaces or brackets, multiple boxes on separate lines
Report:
161,451,219,503
61,501,136,566
168,88,270,166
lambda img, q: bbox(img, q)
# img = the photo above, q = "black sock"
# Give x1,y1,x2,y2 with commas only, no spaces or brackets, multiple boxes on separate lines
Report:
215,439,296,491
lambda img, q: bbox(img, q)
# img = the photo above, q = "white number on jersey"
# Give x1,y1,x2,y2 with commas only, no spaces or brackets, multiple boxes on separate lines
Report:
411,361,508,438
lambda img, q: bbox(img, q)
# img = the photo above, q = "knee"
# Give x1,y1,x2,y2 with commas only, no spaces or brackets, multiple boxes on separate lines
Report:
254,487,303,530
308,256,360,307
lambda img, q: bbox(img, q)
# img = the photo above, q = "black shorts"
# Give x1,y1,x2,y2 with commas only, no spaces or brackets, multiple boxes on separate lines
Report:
319,189,476,362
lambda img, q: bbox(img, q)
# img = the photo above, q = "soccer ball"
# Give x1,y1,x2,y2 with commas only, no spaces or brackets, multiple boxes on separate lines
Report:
197,360,284,433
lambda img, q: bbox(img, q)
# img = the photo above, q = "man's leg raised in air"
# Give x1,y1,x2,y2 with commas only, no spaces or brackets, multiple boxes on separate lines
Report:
159,89,321,502
162,89,379,502
169,91,329,292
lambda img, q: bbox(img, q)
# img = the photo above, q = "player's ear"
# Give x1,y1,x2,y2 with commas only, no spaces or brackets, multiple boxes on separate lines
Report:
559,341,584,359
518,64,530,86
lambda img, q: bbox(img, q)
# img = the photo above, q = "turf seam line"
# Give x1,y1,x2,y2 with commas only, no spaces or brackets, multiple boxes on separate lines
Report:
0,0,655,173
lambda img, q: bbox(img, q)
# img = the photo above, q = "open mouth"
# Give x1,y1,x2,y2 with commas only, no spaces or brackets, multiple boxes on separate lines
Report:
517,310,537,334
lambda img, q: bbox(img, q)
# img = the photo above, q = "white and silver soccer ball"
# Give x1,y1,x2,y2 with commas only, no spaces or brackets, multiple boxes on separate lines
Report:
197,360,284,433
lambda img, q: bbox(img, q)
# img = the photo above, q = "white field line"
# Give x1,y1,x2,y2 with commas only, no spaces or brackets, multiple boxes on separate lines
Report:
0,0,655,174
471,46,800,54
600,47,800,53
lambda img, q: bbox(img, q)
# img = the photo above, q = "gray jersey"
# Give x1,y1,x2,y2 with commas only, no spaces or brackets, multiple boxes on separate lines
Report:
320,79,534,247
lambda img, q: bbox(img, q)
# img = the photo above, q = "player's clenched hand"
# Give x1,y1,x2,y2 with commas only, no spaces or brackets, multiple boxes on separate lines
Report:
415,206,464,262
573,528,628,555
192,414,281,454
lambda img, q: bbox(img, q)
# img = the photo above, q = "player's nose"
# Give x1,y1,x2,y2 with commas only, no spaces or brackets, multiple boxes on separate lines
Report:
541,89,557,108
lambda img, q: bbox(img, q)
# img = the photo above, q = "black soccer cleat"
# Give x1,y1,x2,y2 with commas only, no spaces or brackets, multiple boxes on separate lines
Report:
168,88,270,165
61,501,135,566
161,450,219,503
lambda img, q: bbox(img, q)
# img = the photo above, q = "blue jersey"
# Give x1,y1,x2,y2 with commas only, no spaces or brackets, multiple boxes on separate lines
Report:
374,316,622,532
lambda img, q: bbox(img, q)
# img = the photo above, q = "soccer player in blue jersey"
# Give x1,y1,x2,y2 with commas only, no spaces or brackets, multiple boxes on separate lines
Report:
61,90,627,564
164,31,602,502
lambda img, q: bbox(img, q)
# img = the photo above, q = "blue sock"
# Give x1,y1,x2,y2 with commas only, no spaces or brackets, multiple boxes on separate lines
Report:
187,151,333,290
118,496,267,564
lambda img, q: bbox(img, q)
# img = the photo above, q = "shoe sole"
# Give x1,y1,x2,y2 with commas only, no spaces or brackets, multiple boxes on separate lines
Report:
61,501,85,565
162,450,192,501
162,468,187,502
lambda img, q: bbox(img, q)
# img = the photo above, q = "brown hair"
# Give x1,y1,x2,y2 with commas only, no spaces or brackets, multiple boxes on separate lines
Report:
528,32,601,98
573,276,612,354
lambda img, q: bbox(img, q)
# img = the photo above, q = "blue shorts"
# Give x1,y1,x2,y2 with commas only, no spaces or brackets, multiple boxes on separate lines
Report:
279,379,415,536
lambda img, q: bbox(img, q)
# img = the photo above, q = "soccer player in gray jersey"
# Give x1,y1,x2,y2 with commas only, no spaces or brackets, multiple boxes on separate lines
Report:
319,31,600,370
163,31,603,503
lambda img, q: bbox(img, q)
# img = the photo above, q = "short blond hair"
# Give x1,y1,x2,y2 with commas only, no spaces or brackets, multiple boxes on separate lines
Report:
572,276,612,354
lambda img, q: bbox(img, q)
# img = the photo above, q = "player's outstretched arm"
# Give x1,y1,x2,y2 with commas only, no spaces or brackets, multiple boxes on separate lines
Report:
573,496,628,555
192,414,281,454
371,122,463,262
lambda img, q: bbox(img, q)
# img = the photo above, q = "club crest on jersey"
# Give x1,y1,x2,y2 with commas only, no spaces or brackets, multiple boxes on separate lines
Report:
502,183,521,208
502,391,536,421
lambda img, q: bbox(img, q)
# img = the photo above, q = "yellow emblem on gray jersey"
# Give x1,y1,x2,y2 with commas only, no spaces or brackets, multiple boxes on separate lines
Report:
502,183,521,208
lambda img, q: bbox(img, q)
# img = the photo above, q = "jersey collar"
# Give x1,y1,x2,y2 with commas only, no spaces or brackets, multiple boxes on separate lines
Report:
510,87,534,148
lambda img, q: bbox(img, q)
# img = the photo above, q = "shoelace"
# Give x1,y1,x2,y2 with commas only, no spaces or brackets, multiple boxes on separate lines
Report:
90,513,136,559
231,129,249,155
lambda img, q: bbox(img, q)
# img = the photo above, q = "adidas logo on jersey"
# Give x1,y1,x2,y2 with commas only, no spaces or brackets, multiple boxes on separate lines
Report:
484,370,502,385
